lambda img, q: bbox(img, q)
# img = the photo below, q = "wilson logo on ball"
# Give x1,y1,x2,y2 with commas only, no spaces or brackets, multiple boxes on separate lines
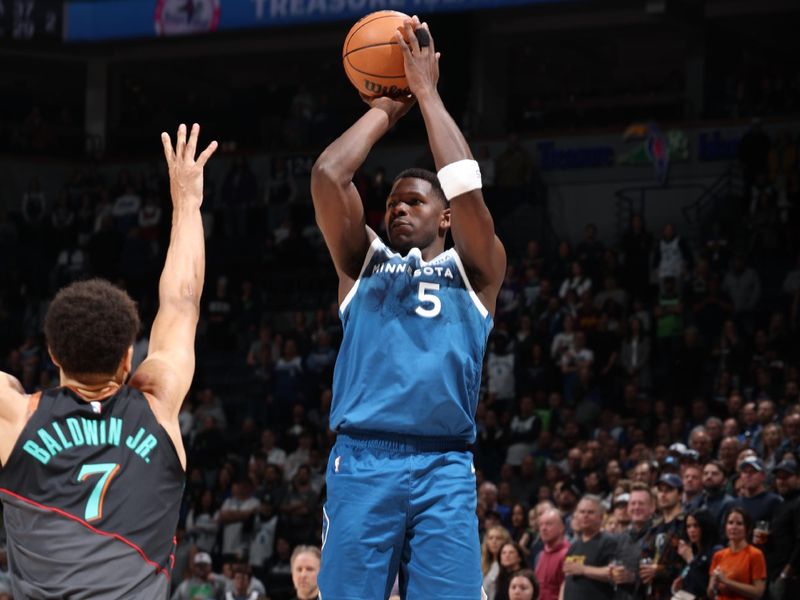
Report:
364,80,411,98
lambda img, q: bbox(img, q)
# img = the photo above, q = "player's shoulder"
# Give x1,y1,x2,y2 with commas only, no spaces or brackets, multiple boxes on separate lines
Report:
0,373,28,422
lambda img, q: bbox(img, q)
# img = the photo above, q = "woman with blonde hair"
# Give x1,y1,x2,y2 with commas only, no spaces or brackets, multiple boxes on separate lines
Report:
482,526,512,600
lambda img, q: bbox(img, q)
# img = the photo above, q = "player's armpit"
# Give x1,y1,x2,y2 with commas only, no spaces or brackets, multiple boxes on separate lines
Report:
0,374,30,466
129,301,196,420
0,371,25,395
129,351,190,428
0,373,27,426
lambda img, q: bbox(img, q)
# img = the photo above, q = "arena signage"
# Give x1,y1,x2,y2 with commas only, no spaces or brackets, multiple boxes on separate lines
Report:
697,130,740,161
65,0,571,41
537,141,615,170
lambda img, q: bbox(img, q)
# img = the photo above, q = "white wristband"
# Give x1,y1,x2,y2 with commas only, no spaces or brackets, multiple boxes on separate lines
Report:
437,159,482,201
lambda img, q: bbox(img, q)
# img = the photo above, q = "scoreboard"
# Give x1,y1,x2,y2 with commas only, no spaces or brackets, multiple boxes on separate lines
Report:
0,0,62,41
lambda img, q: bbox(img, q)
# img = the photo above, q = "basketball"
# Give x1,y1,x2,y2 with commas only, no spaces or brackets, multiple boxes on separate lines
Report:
343,10,410,98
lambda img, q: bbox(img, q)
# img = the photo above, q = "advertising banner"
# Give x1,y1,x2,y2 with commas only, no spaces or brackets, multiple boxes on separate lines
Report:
65,0,571,41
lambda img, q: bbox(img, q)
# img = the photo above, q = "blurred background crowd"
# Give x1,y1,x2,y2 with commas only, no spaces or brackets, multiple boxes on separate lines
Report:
0,123,799,600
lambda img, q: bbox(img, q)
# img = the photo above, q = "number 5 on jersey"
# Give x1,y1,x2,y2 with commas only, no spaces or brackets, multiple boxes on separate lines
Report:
78,463,120,521
416,282,441,318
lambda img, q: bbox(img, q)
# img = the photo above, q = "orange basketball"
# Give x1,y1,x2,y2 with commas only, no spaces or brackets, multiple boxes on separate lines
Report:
343,10,410,98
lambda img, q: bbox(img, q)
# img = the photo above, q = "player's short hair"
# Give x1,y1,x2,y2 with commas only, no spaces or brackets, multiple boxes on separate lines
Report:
393,168,448,207
44,278,140,377
290,545,321,568
231,563,252,577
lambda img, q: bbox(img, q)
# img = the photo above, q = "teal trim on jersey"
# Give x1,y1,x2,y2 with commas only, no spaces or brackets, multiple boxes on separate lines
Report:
331,239,492,442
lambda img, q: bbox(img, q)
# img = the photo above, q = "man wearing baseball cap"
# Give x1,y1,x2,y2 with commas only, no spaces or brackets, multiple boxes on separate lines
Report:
763,460,800,600
638,474,686,600
171,552,226,600
734,456,783,524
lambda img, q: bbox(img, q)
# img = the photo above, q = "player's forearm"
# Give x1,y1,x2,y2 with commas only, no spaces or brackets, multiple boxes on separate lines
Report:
313,108,393,182
159,207,205,311
416,91,472,169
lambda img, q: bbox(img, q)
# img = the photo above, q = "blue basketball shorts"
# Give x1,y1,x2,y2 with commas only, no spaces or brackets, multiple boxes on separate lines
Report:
318,433,482,599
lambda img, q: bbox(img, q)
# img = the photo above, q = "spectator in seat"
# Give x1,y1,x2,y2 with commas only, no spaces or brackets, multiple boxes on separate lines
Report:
671,509,722,600
562,495,616,600
708,508,767,600
653,223,692,292
733,457,782,524
534,509,569,600
225,563,266,600
483,526,513,600
496,542,526,600
171,552,226,600
560,261,592,300
290,545,321,600
763,460,800,599
509,569,540,600
639,474,686,600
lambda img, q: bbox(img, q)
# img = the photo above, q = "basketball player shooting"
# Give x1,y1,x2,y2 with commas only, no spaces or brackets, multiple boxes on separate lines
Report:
312,16,506,599
0,124,216,599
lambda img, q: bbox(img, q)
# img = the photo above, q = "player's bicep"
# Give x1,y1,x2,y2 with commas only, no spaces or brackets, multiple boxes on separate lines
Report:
310,164,371,279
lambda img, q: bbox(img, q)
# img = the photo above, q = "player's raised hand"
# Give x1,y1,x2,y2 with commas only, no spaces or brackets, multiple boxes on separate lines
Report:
161,123,217,210
360,92,416,126
395,16,440,100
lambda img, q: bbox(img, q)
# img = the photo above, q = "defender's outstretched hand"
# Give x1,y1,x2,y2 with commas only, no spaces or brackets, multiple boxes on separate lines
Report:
161,123,218,210
395,16,440,99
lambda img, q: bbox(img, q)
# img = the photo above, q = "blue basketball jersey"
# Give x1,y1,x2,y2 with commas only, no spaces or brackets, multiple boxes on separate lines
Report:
330,237,493,443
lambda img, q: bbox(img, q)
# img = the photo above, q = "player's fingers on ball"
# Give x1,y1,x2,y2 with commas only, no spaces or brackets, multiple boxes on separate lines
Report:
395,30,411,55
197,141,218,168
186,123,199,159
403,21,419,53
419,22,434,53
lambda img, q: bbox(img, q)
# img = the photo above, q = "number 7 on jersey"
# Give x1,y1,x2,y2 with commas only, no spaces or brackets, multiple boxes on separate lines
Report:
77,463,121,521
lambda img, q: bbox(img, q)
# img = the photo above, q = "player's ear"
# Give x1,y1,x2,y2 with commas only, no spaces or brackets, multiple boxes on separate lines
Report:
121,345,134,378
440,206,451,232
47,347,61,369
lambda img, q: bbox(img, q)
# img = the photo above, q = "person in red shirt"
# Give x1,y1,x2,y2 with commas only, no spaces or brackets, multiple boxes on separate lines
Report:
709,507,766,600
534,509,570,600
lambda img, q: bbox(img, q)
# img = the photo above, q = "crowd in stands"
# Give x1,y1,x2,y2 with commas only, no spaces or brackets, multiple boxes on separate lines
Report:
1,123,800,600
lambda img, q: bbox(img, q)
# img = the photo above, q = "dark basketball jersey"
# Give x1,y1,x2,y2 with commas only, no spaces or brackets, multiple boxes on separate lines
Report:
0,386,184,599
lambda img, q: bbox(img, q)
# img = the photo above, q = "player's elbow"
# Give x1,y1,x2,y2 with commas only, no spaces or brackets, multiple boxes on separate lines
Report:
312,155,349,188
161,294,201,321
160,280,202,310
